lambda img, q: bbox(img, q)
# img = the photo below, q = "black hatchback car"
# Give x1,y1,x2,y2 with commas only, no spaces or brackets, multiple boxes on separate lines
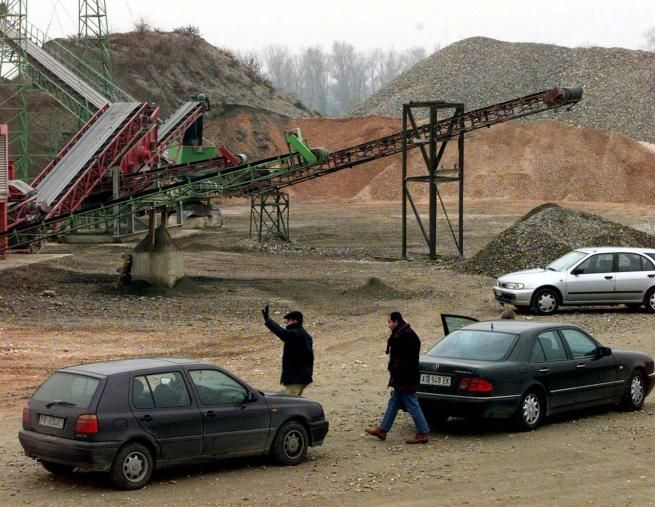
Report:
417,315,655,431
19,358,329,489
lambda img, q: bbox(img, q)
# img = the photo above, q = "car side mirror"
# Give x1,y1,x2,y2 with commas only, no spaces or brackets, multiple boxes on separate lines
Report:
246,391,257,402
598,346,612,357
571,268,582,276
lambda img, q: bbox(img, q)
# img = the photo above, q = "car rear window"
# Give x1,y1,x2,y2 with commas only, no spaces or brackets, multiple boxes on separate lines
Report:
427,330,517,361
32,372,101,409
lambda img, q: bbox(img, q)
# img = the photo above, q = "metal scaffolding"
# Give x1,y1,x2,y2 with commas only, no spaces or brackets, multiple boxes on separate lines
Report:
402,101,465,260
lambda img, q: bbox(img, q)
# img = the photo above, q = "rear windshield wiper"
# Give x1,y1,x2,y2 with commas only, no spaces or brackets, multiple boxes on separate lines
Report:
45,400,77,408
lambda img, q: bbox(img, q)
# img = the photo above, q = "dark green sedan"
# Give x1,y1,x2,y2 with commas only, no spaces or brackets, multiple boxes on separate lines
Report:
417,315,655,430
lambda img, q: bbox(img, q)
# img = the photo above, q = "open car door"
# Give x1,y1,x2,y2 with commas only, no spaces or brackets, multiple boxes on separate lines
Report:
440,314,479,336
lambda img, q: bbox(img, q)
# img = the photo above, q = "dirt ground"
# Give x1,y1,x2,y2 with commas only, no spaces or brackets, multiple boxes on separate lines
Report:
0,199,654,506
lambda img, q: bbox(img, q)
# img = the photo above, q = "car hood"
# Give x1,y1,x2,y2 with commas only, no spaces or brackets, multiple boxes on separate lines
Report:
261,391,321,406
498,268,563,284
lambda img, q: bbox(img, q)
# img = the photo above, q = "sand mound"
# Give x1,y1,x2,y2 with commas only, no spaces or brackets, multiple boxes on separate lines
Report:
460,204,655,278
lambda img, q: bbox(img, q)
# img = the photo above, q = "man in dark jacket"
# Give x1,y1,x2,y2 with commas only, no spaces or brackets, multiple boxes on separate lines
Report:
366,311,429,444
262,305,314,396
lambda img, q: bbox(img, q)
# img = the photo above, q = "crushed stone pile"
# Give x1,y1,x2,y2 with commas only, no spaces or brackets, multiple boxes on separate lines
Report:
353,37,655,142
460,203,655,278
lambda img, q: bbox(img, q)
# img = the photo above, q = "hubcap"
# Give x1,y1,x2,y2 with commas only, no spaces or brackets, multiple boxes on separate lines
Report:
538,293,556,313
283,430,303,458
649,292,655,311
123,452,147,482
523,394,540,426
630,376,644,406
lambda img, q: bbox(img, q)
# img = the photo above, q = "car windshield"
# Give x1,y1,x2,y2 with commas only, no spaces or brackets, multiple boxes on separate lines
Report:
427,329,517,361
32,372,100,409
546,250,587,271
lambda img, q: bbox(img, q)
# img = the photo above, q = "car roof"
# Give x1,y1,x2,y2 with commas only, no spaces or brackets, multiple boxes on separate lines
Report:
462,320,574,334
59,357,215,376
575,246,655,254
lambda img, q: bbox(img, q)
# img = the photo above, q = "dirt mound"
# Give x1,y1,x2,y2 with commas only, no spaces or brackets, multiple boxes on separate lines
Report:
117,276,205,297
353,37,655,142
211,115,655,205
460,204,655,278
56,31,313,119
343,277,401,300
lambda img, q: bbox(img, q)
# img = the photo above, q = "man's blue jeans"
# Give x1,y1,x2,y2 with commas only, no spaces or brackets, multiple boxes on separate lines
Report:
380,389,429,434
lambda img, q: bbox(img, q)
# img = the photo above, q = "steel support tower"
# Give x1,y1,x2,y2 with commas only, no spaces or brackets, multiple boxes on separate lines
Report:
250,191,290,241
78,0,115,101
0,0,30,180
402,101,465,260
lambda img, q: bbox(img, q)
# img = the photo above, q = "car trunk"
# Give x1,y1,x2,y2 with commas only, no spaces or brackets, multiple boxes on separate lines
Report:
25,372,105,440
418,358,486,396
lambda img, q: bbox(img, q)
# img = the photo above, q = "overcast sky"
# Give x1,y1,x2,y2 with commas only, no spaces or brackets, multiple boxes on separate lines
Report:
31,0,654,53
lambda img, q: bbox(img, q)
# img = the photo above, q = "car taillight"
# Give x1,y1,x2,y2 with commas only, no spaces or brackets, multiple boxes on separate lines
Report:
458,377,493,393
75,414,99,434
22,402,30,428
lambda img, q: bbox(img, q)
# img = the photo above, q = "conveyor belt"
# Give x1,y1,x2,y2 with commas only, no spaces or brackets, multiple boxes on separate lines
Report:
0,21,108,110
158,102,202,142
36,102,141,206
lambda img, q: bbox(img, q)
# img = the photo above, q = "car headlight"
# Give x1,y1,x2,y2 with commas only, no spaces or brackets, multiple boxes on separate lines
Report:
504,282,524,290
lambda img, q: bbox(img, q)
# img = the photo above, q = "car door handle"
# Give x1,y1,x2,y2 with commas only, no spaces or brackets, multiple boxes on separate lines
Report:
604,275,613,280
576,364,587,369
139,414,153,422
204,410,216,417
648,274,655,278
538,368,550,373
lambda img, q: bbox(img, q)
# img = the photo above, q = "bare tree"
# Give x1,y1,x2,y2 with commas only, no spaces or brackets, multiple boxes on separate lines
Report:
297,46,329,113
645,27,655,51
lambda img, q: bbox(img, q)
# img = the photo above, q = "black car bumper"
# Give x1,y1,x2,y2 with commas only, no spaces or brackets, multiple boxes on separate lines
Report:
417,392,521,419
19,430,120,472
309,419,329,446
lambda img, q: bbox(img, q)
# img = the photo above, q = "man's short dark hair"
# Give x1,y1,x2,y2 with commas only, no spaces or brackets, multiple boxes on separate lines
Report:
284,311,303,324
389,311,404,323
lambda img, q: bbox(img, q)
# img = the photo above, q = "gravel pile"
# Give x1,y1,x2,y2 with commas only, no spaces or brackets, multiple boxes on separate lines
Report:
353,37,655,142
460,203,655,278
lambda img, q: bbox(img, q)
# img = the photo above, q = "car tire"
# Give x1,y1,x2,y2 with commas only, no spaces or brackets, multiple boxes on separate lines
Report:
109,442,153,490
621,370,646,411
40,460,74,476
272,420,308,466
531,288,559,315
514,389,544,431
644,288,655,314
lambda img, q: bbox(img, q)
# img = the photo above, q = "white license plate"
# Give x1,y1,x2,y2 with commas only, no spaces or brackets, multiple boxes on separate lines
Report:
39,414,65,429
420,374,451,387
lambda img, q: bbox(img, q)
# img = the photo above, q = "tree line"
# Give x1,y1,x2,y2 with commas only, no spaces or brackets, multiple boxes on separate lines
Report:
236,42,436,117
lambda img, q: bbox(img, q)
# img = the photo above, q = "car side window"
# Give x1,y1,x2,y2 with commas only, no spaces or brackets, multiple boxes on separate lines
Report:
190,370,248,405
575,253,614,274
132,376,155,409
536,331,568,361
560,329,598,359
617,253,654,272
531,340,546,363
136,372,190,409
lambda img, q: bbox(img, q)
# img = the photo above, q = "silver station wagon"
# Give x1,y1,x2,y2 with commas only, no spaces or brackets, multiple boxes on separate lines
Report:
494,247,655,315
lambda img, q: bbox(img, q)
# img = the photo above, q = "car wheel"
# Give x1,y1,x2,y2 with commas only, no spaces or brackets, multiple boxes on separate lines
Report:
621,371,646,411
40,460,74,476
514,390,544,431
531,288,559,315
272,420,308,466
644,288,655,314
109,442,153,490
